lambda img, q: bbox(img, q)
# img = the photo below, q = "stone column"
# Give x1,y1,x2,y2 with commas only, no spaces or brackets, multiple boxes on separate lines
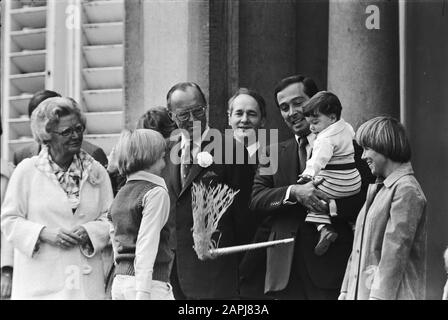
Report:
209,0,239,132
124,0,209,129
403,0,448,300
47,0,72,97
296,0,329,91
124,0,145,129
238,0,298,142
327,0,399,129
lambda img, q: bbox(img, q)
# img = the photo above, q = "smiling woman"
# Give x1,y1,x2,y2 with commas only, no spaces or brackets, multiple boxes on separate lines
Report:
1,97,113,299
31,97,86,168
340,116,427,300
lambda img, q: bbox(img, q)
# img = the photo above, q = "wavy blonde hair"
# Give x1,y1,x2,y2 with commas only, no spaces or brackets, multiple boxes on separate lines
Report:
30,97,86,144
116,129,166,175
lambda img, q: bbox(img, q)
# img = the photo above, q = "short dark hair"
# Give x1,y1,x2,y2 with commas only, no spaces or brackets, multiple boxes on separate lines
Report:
303,91,342,120
136,106,177,139
166,82,207,110
273,74,318,108
227,88,267,120
355,116,411,163
28,90,61,117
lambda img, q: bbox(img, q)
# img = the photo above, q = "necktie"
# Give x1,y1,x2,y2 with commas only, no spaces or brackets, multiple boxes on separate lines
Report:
298,137,308,174
180,142,192,187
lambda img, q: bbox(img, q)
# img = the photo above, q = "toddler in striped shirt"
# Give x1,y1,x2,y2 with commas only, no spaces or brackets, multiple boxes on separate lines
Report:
298,91,361,256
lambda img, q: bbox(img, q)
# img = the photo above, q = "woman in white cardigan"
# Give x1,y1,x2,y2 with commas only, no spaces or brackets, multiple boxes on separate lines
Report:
1,97,113,299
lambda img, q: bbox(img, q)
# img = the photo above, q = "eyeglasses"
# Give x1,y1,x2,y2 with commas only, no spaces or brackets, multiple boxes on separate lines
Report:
52,124,85,137
170,105,207,122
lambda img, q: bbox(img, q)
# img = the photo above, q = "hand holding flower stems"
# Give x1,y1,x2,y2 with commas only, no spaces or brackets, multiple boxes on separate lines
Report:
191,182,239,260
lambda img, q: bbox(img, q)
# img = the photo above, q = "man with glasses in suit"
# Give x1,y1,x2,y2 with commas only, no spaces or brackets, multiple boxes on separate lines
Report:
164,82,253,299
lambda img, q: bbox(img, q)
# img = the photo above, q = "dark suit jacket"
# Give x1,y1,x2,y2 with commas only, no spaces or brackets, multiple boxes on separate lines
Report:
164,131,253,299
250,138,374,294
238,146,274,299
13,140,108,167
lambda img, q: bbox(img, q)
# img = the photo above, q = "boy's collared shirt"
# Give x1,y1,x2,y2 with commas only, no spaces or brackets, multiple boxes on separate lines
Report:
127,170,169,296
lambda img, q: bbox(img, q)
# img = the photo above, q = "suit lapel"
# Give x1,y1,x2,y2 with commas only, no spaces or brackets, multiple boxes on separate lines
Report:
165,137,182,197
171,162,181,197
179,163,202,198
364,184,381,213
178,138,214,198
279,139,299,185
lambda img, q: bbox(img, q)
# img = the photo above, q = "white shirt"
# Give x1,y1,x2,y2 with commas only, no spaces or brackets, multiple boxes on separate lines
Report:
246,140,261,158
284,133,314,204
232,132,260,158
180,127,210,163
127,171,170,296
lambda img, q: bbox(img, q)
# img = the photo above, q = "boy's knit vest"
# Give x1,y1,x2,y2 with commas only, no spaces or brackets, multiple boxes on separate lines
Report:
110,179,173,282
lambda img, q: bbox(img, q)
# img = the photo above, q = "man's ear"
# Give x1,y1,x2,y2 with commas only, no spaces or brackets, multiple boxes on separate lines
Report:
260,117,266,128
330,114,338,122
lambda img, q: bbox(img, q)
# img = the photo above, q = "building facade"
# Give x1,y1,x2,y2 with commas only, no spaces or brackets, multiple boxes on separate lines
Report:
1,0,447,299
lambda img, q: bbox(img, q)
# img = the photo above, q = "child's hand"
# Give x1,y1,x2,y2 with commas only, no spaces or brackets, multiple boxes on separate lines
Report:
313,176,325,187
297,174,313,185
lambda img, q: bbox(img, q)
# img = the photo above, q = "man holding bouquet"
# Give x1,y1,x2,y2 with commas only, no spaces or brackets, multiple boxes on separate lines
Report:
164,82,253,299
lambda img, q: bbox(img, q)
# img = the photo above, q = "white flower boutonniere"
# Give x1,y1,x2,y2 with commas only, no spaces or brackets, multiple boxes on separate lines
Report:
197,151,213,168
88,163,102,186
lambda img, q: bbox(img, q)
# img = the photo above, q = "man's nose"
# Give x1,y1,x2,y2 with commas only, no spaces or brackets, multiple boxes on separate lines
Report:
361,149,367,160
71,130,82,139
187,111,195,121
287,106,295,117
241,113,249,122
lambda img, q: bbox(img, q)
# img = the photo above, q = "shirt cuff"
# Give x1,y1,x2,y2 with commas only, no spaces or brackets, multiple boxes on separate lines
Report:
136,291,152,300
283,186,298,205
135,270,153,294
79,240,94,257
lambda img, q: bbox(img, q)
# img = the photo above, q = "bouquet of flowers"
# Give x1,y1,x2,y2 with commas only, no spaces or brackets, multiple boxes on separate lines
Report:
191,182,295,260
191,182,239,260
